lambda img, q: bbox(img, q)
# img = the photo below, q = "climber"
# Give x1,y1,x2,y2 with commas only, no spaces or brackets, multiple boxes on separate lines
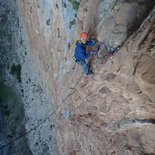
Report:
74,32,97,75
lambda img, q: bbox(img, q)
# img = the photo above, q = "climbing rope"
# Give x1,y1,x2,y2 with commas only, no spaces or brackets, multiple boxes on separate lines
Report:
0,71,84,150
0,41,120,150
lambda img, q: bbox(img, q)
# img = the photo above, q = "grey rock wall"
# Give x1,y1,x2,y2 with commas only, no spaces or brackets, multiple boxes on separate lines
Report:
0,0,33,154
1,0,155,154
96,0,155,47
0,0,58,154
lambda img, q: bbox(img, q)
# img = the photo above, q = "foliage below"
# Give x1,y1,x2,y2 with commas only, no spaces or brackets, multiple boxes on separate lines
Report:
0,83,14,105
10,64,21,82
0,83,23,136
68,42,71,49
69,19,76,29
63,2,67,8
68,0,79,11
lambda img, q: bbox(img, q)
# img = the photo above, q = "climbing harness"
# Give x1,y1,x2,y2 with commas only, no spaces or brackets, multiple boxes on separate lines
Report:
72,57,76,70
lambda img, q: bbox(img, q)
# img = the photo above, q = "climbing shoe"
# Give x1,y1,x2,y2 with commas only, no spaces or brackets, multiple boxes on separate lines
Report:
89,70,94,75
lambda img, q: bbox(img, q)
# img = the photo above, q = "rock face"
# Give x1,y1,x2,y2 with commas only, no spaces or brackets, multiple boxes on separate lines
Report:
1,0,155,154
0,0,57,154
78,0,155,47
0,0,32,154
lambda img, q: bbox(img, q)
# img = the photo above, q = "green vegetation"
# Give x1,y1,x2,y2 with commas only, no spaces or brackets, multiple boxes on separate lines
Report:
63,2,67,8
46,19,51,26
69,19,76,29
0,83,24,136
10,64,21,82
68,42,71,49
0,83,16,132
56,3,59,9
68,0,79,11
0,83,14,105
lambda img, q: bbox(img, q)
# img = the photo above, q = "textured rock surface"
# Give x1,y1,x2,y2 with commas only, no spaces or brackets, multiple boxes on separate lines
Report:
0,0,57,154
0,0,32,154
1,0,155,154
57,8,155,154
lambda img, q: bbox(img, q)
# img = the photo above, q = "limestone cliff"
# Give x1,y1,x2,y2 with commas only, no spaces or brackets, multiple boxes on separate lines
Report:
0,0,155,155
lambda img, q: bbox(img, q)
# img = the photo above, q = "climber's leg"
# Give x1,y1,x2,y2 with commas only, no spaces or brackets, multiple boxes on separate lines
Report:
76,60,89,75
82,62,89,75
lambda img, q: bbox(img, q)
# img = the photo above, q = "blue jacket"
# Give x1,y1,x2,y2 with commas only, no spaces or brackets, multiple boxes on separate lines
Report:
74,40,95,61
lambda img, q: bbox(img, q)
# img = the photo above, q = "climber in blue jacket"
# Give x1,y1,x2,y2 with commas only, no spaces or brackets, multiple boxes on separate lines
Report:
74,32,97,75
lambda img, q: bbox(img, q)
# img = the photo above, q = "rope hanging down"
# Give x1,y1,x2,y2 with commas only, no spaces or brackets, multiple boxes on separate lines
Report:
0,72,84,150
0,40,121,150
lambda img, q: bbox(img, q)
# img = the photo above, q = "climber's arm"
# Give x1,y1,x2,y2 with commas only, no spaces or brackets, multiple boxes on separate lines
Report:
86,38,97,46
79,49,92,60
